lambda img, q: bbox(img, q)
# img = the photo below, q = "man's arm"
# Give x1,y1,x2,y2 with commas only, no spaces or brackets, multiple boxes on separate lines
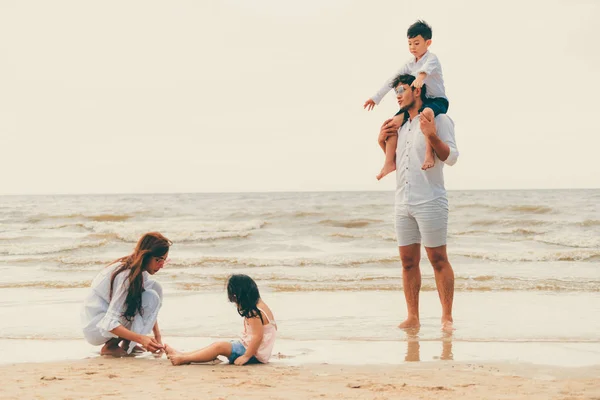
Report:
420,114,458,165
378,118,399,154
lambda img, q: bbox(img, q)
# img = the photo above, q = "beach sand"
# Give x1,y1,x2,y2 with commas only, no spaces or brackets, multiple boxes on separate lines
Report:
3,357,600,400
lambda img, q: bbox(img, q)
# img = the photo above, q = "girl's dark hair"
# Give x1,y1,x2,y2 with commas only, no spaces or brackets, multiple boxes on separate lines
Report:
227,274,263,322
109,232,172,321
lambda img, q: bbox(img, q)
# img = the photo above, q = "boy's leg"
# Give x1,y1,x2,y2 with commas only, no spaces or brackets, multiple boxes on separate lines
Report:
377,113,405,180
421,107,436,170
420,98,449,171
165,342,232,366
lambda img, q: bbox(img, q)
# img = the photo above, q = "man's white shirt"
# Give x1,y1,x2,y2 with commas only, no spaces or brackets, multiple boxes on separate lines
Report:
395,114,458,206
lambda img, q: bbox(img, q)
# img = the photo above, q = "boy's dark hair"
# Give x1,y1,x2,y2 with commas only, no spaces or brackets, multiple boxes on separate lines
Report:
390,74,427,101
407,20,432,40
227,274,263,322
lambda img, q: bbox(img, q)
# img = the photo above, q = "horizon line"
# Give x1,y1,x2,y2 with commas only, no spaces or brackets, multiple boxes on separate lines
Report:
1,187,598,197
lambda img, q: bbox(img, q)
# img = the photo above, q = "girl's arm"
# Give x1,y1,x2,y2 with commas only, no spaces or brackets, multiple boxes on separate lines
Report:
234,317,264,365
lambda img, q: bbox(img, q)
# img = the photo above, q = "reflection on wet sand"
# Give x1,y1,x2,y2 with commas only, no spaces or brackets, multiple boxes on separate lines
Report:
403,327,453,362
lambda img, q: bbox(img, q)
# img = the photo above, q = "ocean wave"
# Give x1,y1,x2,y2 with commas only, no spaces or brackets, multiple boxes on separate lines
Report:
1,275,597,292
319,219,383,228
167,255,400,269
532,234,600,249
329,232,396,241
0,239,110,256
0,254,112,268
174,275,600,293
292,211,326,218
470,219,549,227
578,219,600,227
455,204,554,214
27,213,135,223
452,228,543,236
79,220,266,243
504,205,554,214
456,249,600,262
0,281,91,289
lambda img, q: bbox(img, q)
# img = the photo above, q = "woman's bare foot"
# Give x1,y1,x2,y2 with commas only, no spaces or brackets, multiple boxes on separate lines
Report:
120,340,144,354
398,317,420,329
376,162,396,181
101,339,128,357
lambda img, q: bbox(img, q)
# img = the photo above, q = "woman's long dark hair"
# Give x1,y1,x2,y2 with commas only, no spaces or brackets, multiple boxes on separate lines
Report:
227,274,263,322
109,232,171,321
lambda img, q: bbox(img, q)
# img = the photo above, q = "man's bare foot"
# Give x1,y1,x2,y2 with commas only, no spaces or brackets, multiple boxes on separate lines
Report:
376,162,396,180
442,319,455,333
101,339,128,357
398,317,420,329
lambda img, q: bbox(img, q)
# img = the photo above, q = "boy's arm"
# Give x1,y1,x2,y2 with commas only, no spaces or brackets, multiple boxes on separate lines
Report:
369,62,411,105
413,54,441,88
234,317,264,365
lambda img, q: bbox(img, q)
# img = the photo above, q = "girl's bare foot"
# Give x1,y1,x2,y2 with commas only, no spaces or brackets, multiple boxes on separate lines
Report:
376,162,396,180
164,344,189,366
168,354,190,366
164,344,180,356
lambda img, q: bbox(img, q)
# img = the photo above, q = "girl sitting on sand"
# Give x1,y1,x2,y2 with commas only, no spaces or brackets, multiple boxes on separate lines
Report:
166,274,277,366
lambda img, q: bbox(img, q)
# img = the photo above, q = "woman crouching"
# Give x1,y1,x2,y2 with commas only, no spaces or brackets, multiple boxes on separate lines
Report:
81,232,171,357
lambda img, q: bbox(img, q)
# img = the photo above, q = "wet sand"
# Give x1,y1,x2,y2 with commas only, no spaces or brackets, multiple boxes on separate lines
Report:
3,357,600,400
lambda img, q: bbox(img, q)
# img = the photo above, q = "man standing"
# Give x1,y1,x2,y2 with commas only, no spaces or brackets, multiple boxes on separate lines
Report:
379,74,458,332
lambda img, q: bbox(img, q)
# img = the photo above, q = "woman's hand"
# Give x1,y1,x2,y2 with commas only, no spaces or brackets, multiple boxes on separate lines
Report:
139,335,164,353
153,334,164,355
234,355,251,366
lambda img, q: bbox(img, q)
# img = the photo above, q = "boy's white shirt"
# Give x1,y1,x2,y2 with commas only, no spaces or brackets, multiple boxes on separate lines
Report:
371,51,447,104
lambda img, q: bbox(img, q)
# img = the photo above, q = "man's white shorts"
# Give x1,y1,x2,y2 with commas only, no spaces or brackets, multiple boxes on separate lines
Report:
394,197,448,248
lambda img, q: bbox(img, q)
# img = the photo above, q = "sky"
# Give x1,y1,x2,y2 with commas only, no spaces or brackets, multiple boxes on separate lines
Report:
1,0,599,195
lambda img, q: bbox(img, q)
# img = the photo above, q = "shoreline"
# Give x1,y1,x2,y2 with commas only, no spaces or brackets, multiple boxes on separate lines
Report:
4,357,600,400
2,337,599,368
